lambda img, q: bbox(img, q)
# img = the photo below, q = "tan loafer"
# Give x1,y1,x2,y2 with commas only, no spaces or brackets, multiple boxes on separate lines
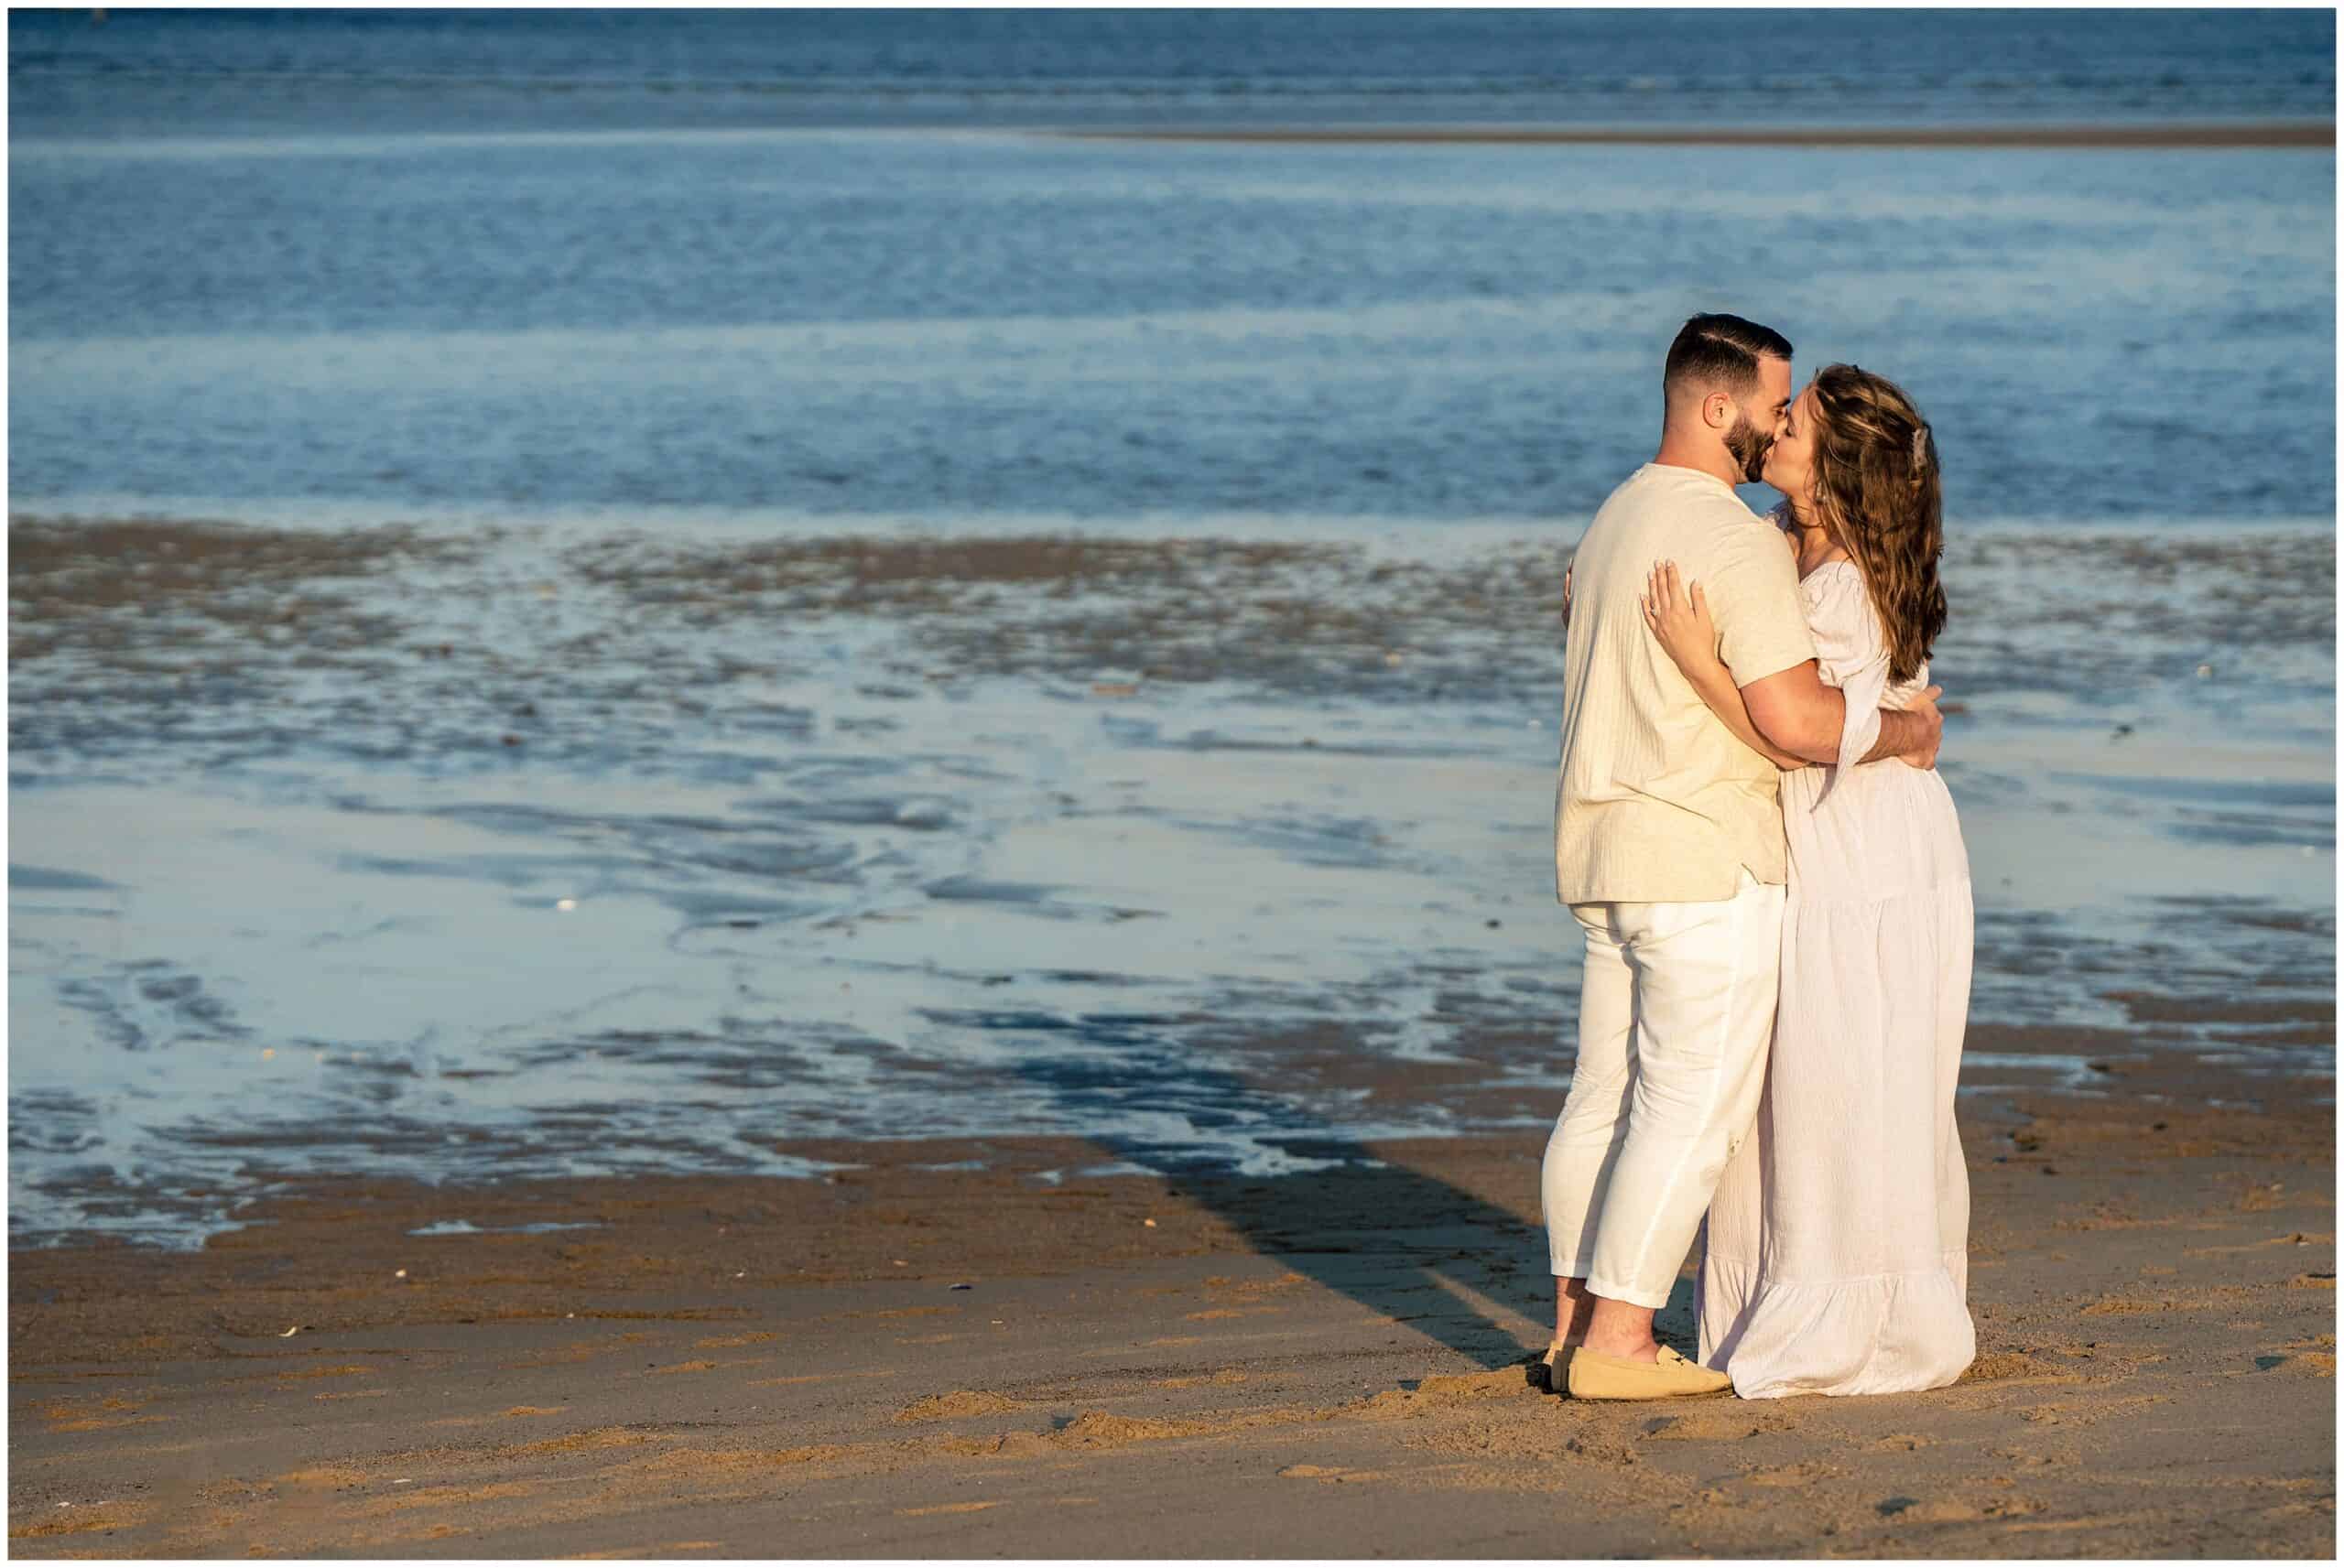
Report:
1535,1339,1579,1394
1566,1344,1732,1400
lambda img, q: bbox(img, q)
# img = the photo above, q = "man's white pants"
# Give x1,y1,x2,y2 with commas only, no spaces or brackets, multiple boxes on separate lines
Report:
1541,868,1783,1310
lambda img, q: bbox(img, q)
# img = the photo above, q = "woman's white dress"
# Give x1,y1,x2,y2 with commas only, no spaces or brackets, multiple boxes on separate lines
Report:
1695,551,1977,1399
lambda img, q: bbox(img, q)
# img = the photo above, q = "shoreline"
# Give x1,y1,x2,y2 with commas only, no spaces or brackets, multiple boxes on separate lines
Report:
9,512,2335,1253
11,501,2343,547
1058,119,2337,149
9,1098,2333,1556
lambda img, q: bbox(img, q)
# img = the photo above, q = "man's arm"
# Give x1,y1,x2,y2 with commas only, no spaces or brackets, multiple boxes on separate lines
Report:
1741,662,1943,769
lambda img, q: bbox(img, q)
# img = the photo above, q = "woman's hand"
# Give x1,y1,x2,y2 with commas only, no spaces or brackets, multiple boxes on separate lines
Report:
1561,565,1574,629
1641,560,1721,677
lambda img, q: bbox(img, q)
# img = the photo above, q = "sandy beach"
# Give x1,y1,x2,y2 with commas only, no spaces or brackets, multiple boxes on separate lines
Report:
9,1091,2333,1557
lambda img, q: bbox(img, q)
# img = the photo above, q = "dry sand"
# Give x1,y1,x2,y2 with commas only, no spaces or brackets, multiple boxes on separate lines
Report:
10,1096,2333,1558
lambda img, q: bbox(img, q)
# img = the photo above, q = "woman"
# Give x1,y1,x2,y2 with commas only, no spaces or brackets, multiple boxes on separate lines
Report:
1639,362,1976,1399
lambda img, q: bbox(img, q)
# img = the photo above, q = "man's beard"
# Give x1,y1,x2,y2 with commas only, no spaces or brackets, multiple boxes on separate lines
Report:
1724,410,1773,483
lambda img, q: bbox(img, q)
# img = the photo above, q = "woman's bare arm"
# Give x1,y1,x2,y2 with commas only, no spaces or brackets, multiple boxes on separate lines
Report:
1641,561,1811,772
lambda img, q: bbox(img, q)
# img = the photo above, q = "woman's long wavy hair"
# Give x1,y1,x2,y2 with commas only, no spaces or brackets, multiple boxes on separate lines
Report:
1798,363,1948,685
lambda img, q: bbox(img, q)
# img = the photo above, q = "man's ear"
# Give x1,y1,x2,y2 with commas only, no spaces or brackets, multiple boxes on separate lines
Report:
1703,390,1733,430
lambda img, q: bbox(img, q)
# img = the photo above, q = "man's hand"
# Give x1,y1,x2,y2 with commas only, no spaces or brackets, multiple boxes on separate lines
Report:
1895,686,1946,770
1746,667,1950,772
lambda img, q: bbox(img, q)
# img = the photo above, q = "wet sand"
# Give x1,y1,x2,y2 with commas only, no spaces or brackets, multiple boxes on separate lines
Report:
8,1096,2333,1557
1061,121,2337,149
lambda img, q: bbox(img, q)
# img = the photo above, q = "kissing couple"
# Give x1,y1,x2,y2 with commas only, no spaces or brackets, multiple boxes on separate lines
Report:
1542,313,1976,1401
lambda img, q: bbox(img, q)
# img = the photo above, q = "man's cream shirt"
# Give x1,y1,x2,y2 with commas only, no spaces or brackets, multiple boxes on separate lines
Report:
1554,463,1818,906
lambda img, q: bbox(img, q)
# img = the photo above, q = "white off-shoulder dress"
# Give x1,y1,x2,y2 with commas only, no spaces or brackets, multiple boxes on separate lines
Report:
1696,551,1977,1399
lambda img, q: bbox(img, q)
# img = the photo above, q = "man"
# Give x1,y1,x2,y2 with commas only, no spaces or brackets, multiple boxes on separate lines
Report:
1541,314,1943,1400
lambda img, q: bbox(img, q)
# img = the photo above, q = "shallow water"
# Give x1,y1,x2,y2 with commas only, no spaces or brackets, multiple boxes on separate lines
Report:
8,515,2332,1247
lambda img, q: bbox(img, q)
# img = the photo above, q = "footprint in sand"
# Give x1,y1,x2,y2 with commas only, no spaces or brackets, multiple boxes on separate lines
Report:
1642,1410,1773,1443
1278,1464,1384,1484
1878,1497,1991,1523
1155,1369,1249,1390
1742,1461,1846,1488
1349,1368,1533,1419
895,1390,1022,1423
1959,1351,2084,1387
9,1505,154,1541
1991,1445,2074,1471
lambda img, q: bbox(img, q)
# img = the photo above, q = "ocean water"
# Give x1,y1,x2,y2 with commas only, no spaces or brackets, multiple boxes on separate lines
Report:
7,8,2338,526
7,10,2337,1247
10,8,2335,136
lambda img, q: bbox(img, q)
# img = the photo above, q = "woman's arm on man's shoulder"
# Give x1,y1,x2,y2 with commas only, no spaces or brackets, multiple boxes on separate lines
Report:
1642,562,1811,771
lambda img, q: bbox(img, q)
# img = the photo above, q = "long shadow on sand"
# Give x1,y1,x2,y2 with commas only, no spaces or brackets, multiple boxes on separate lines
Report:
995,1023,1697,1377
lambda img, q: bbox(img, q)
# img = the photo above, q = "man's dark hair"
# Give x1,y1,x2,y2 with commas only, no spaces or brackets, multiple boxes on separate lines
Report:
1664,313,1793,398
